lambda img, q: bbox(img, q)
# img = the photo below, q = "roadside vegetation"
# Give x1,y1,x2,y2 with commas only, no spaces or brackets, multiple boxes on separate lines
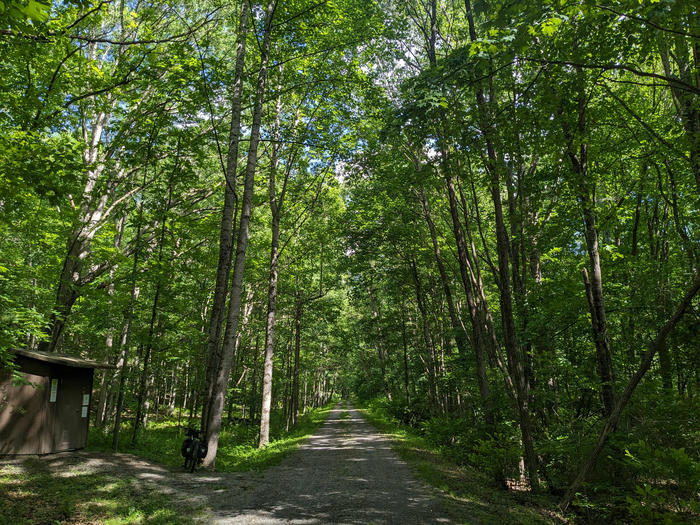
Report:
1,0,697,522
359,397,699,524
359,399,567,524
88,403,334,471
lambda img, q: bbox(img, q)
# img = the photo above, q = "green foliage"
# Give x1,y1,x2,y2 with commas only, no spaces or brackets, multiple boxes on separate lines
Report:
0,265,47,358
88,404,333,471
0,0,697,522
0,0,50,28
0,130,83,208
358,398,564,524
621,441,700,524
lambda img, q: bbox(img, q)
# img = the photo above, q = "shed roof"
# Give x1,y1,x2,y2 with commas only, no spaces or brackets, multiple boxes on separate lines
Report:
11,349,115,369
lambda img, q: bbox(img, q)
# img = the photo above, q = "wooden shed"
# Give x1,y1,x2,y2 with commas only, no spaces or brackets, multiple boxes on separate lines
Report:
0,349,113,455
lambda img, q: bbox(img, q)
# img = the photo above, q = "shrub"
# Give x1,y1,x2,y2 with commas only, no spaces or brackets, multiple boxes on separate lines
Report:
622,441,700,524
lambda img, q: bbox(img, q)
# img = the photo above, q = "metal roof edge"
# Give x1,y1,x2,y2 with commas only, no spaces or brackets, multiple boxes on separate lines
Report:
10,348,116,369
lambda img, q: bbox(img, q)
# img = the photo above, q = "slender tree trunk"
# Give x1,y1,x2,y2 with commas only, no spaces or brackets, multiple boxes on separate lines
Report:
249,332,261,422
111,209,143,451
132,177,172,444
202,1,277,467
96,215,127,427
367,282,392,401
563,69,616,417
418,188,470,360
561,275,700,511
259,71,284,447
202,1,249,433
284,337,292,431
291,298,302,427
464,0,539,489
400,300,411,407
409,259,440,414
443,167,492,411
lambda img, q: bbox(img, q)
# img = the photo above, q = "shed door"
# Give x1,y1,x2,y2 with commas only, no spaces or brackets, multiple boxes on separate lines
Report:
52,368,92,451
0,371,49,454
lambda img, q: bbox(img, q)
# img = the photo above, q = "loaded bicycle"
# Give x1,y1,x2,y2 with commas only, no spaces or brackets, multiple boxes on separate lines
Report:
181,427,207,472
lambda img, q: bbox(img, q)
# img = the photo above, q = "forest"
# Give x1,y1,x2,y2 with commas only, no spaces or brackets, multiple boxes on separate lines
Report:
1,0,698,523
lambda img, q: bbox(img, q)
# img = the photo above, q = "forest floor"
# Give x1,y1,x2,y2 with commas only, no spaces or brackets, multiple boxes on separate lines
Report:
1,402,566,523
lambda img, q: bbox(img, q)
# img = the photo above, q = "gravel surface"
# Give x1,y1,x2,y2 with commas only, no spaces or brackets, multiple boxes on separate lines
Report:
3,402,453,524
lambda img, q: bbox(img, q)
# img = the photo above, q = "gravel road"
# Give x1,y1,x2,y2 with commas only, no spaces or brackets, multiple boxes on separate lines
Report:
6,402,453,524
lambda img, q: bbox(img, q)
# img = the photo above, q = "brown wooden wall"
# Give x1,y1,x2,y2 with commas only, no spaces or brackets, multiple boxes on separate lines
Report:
0,355,94,455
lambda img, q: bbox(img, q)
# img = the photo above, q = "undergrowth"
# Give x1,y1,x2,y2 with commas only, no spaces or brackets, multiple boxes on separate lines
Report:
358,394,700,525
357,398,566,525
87,403,334,471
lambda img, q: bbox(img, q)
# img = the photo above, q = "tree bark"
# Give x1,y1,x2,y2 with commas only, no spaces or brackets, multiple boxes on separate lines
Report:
291,298,302,427
96,215,126,427
259,70,284,447
443,164,492,415
418,188,470,361
560,274,700,511
367,282,392,401
464,0,539,489
111,204,144,451
41,107,112,352
202,0,249,433
409,259,440,414
132,179,172,444
202,0,277,467
400,300,411,407
563,67,616,417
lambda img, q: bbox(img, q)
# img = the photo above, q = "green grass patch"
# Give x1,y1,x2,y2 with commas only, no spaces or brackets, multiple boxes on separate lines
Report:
356,398,568,525
87,403,334,472
0,457,201,524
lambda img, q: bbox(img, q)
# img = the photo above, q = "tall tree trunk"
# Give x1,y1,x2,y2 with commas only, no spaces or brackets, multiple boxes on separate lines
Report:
249,332,261,422
442,165,492,415
563,68,616,417
96,215,127,427
41,107,112,352
291,298,302,427
400,300,411,407
202,1,277,468
202,0,249,433
561,275,700,511
409,259,439,414
132,173,173,444
259,70,284,447
367,282,392,401
111,204,144,451
418,188,470,360
464,0,539,489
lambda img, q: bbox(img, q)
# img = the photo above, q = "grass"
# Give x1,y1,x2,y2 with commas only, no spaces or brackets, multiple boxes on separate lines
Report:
0,457,202,524
0,404,334,524
356,399,569,525
87,403,335,472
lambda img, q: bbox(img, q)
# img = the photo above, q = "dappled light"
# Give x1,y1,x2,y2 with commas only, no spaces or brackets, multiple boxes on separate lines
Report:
1,0,698,523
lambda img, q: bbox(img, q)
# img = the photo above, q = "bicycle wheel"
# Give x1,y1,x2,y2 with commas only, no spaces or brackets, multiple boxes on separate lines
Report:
189,442,199,472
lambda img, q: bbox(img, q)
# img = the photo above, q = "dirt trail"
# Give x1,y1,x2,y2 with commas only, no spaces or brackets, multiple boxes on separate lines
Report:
7,403,452,524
